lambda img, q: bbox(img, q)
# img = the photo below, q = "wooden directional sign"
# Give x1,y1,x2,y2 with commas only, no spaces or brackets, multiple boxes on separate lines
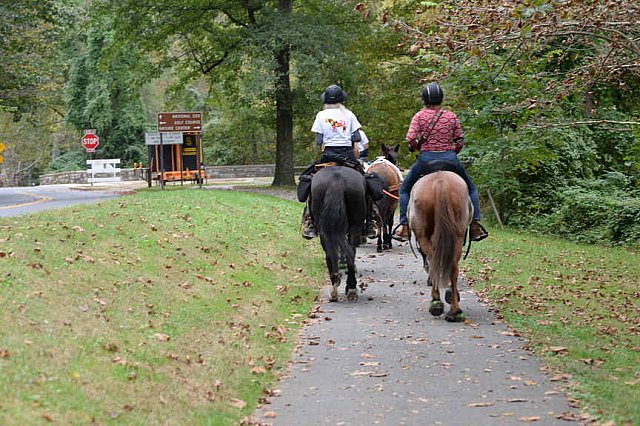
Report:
157,112,202,133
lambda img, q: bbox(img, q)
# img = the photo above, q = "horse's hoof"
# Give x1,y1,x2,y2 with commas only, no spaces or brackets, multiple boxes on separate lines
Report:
429,300,444,316
376,246,383,253
346,288,358,302
444,289,460,305
329,286,339,302
445,310,465,322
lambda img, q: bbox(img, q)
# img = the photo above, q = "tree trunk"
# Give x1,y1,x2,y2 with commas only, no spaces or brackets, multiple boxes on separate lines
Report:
272,0,295,186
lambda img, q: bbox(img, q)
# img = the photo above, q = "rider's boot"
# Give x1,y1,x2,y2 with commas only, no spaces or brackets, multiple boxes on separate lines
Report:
301,206,317,240
392,223,409,242
469,220,488,242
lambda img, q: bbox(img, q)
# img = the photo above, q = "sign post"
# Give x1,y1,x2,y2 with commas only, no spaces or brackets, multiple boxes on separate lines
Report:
82,130,100,186
155,112,203,188
82,130,100,152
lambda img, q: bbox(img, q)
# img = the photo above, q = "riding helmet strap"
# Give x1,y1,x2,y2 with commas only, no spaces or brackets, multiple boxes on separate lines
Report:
418,110,445,150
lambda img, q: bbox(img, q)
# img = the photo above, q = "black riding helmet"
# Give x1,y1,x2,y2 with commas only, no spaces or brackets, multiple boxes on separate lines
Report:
422,82,443,106
321,85,347,104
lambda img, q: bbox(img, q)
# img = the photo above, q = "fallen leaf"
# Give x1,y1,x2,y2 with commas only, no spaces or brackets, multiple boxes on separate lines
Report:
548,346,568,354
264,412,277,418
468,402,495,407
550,373,572,381
519,416,540,422
153,333,170,342
251,366,267,374
228,398,247,409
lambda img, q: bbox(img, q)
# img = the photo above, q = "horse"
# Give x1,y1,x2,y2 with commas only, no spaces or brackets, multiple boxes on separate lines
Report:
366,144,403,252
408,170,472,322
310,166,367,302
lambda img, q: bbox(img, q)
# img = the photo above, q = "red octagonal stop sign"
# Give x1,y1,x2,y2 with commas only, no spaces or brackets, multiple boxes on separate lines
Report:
82,132,100,152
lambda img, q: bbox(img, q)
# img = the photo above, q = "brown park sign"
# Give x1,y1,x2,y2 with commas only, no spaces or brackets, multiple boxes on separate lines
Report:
157,112,202,133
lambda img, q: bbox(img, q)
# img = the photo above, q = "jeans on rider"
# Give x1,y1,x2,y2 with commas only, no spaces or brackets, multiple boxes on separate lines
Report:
398,150,481,225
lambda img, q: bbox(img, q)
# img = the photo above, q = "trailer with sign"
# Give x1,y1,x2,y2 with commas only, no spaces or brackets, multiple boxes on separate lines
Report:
145,112,205,187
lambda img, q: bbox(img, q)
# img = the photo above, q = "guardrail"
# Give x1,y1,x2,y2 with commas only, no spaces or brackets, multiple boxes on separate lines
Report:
39,164,306,186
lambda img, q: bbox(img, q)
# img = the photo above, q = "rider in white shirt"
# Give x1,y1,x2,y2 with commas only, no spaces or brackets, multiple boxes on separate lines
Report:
300,85,376,240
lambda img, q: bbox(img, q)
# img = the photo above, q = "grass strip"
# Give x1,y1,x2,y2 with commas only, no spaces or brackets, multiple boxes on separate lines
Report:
464,228,640,424
0,188,323,425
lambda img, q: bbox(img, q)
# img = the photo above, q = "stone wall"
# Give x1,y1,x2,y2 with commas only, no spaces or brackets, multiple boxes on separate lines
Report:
39,165,304,185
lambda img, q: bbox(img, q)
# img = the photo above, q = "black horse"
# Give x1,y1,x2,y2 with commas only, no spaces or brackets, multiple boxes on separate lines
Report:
310,166,367,302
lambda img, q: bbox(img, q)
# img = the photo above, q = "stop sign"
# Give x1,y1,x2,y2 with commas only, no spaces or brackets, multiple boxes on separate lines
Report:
82,133,100,152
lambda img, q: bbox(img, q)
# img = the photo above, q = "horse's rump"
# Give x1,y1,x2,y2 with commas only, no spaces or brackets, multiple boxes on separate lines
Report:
409,171,471,288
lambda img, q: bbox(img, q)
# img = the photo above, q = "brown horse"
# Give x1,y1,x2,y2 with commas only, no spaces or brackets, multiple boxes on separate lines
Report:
366,144,402,252
408,170,472,322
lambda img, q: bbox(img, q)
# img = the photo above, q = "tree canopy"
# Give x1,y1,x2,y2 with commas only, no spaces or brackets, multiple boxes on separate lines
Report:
1,0,639,245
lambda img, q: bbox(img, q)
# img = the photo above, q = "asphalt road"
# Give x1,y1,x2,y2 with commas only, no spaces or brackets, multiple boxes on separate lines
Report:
251,239,584,426
0,183,141,218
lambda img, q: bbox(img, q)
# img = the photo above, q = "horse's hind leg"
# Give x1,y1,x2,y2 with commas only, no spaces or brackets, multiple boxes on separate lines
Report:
321,238,341,302
428,274,444,316
444,264,465,322
344,239,358,302
329,272,342,302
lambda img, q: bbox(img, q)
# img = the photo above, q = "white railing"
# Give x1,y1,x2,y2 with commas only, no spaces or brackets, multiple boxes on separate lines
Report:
87,159,121,183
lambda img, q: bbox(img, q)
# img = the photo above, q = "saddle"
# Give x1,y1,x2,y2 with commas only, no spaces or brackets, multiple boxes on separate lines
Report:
418,160,466,181
297,155,383,203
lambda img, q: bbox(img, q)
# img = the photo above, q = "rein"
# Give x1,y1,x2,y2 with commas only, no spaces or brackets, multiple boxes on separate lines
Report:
383,189,399,200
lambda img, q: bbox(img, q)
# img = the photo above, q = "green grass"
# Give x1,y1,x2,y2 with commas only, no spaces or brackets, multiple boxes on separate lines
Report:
3,188,639,424
0,187,324,425
463,227,640,424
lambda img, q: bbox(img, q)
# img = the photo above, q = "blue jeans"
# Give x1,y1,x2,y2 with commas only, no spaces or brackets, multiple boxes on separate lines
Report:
398,150,481,224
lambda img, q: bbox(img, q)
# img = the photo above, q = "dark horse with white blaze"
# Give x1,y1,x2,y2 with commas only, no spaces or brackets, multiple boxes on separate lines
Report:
311,166,367,302
409,170,472,322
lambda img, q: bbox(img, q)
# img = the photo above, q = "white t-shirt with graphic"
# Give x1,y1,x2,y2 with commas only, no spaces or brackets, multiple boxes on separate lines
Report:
311,106,361,148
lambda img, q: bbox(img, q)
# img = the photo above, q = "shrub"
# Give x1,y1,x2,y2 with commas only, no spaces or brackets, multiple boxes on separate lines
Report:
532,183,640,247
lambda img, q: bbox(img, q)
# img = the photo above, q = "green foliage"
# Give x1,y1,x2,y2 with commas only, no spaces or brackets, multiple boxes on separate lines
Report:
385,0,640,246
532,181,640,247
0,0,67,114
63,7,149,163
48,149,86,172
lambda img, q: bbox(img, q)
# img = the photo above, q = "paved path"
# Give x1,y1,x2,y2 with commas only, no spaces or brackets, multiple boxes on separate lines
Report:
252,240,582,425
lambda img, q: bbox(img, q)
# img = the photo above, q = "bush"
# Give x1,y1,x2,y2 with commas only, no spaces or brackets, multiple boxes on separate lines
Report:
532,183,640,247
48,150,86,173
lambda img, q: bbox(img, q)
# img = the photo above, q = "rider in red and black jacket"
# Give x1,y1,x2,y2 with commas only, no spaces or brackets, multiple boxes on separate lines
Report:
393,82,488,242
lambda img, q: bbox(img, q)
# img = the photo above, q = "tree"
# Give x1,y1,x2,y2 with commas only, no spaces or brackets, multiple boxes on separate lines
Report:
106,0,376,186
64,8,149,164
0,0,66,115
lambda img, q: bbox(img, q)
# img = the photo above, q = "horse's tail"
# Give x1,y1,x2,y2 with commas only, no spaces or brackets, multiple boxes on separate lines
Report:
317,179,353,262
430,183,458,289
